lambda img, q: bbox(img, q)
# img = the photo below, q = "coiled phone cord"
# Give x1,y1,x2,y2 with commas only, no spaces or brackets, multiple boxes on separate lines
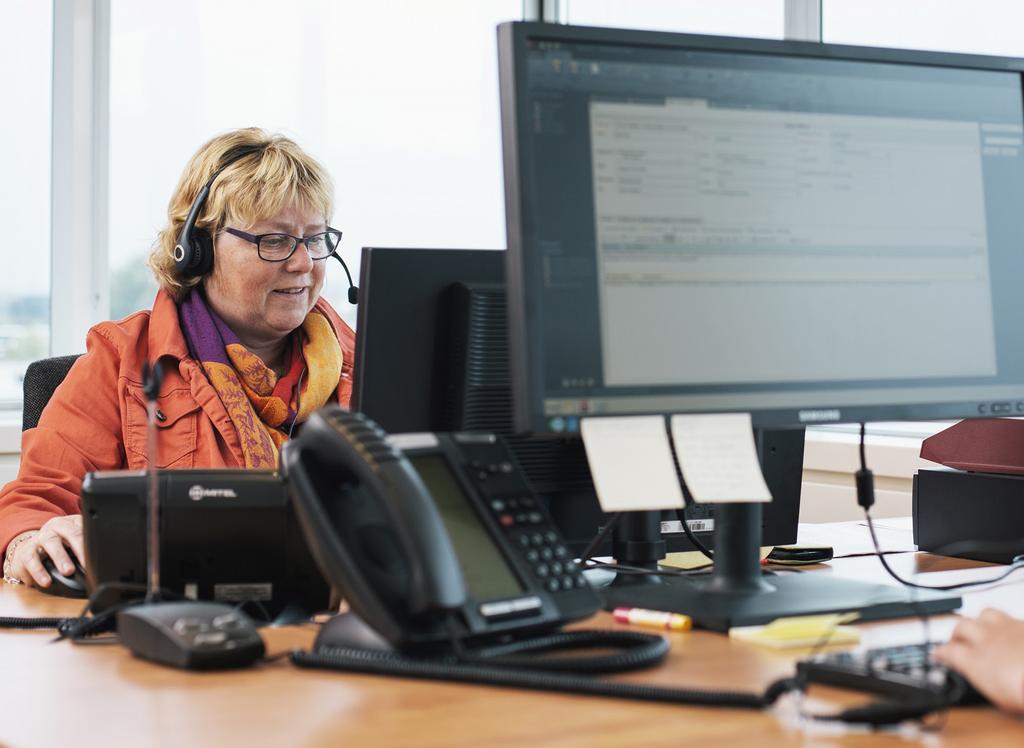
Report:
0,582,162,641
461,628,669,674
292,644,800,709
292,617,801,709
0,615,75,630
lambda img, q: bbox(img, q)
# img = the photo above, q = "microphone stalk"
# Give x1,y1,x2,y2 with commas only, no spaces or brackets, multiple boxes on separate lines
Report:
143,360,163,601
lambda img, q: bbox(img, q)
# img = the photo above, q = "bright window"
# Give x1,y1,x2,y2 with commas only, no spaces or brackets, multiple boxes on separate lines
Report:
108,0,517,328
0,1,52,408
567,0,786,38
824,0,1024,56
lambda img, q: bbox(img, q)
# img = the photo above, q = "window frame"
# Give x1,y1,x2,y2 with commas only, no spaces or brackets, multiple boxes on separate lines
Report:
50,0,110,357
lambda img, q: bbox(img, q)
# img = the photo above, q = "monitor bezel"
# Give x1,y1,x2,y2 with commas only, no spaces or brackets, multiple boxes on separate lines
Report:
498,21,1024,433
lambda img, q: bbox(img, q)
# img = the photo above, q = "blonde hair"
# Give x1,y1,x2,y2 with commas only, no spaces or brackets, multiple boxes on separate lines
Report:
149,128,334,301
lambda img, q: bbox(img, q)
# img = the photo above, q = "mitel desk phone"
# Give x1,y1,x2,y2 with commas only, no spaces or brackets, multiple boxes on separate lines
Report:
281,406,603,652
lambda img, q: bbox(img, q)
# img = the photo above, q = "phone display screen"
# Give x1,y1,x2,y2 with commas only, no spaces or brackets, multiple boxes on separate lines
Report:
410,455,526,601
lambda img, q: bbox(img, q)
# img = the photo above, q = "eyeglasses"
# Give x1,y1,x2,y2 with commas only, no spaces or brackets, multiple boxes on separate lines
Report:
223,227,342,262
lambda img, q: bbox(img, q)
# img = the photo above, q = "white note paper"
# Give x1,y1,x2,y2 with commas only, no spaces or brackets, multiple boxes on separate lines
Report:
670,413,772,503
580,415,685,512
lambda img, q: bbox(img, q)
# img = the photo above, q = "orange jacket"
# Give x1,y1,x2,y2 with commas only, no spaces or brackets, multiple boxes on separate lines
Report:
0,290,355,556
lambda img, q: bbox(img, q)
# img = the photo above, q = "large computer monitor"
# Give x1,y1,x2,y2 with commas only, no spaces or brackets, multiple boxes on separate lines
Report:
498,22,1024,628
350,246,803,559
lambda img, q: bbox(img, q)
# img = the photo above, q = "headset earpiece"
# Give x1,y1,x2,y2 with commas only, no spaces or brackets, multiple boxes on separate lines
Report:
188,228,215,277
173,223,215,279
173,145,266,279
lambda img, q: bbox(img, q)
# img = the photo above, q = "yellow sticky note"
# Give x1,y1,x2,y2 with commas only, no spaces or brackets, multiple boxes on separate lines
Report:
729,613,860,649
662,547,772,571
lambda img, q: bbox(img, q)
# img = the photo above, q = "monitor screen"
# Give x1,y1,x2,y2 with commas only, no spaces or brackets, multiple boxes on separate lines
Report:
499,23,1024,432
409,454,526,601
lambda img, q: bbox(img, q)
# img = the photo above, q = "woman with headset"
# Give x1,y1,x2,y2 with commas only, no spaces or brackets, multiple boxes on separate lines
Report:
0,128,356,588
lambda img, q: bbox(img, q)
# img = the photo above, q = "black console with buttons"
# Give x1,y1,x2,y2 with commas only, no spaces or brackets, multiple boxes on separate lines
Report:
117,601,266,670
797,643,987,707
466,450,588,597
383,430,601,642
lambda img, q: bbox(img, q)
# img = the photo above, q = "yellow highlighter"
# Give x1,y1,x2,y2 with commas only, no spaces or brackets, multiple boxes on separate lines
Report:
729,613,860,649
613,607,693,631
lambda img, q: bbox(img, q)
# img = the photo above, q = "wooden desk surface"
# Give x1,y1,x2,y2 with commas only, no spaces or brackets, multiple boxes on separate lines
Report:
1,553,1022,748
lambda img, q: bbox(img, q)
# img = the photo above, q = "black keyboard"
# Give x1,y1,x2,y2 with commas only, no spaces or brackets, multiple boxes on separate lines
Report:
797,644,988,706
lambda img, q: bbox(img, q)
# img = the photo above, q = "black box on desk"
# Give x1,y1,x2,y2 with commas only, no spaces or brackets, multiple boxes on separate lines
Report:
913,468,1024,563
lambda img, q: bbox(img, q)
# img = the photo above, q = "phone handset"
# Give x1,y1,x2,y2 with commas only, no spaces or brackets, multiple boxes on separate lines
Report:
282,407,466,641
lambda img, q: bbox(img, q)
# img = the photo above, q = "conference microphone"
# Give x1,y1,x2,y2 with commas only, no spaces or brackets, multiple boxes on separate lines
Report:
332,253,359,305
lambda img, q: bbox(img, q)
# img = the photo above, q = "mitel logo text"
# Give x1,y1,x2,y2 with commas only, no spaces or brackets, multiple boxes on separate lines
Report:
188,485,239,501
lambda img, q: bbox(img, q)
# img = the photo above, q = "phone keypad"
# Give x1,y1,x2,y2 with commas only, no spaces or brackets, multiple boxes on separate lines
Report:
476,460,589,594
505,525,587,593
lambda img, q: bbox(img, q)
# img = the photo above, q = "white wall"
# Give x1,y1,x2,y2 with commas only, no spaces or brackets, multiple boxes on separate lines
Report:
800,430,933,522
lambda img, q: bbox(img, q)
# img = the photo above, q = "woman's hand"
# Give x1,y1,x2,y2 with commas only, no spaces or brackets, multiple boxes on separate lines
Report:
7,515,85,587
933,608,1024,713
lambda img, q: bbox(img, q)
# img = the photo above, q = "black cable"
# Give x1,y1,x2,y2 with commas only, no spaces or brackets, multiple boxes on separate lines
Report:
0,615,75,630
444,610,466,660
803,423,999,727
856,422,944,691
231,598,274,625
0,580,145,633
57,601,134,643
577,512,622,566
676,506,714,560
865,514,1024,592
0,581,175,642
296,612,689,702
464,629,669,674
427,611,669,675
856,422,1024,592
859,421,867,470
665,417,714,561
826,697,952,727
790,424,954,728
292,646,801,710
582,558,713,577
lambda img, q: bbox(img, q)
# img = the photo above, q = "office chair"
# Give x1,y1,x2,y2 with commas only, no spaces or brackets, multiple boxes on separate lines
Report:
22,354,82,431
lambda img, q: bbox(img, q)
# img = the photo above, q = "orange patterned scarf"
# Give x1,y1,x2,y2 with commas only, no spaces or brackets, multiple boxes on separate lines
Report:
179,289,343,467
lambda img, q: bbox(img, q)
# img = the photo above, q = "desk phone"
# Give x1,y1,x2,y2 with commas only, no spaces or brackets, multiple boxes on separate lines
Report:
282,407,600,652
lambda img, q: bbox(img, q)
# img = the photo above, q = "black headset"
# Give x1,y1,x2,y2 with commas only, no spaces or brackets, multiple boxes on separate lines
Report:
173,144,359,304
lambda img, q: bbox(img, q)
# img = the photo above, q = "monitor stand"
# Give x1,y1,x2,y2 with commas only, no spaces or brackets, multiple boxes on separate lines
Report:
600,503,962,632
608,511,666,588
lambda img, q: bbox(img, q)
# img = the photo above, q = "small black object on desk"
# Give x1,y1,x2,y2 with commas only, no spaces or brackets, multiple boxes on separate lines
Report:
915,420,1024,563
116,601,265,670
39,554,88,599
797,643,989,717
